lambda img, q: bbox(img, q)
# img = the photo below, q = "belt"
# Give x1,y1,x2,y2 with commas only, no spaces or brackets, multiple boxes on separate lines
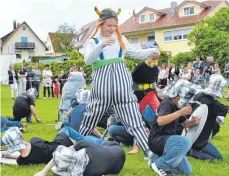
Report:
133,83,156,91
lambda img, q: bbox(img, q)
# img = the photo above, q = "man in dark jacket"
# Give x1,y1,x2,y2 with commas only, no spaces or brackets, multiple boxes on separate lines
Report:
8,64,18,99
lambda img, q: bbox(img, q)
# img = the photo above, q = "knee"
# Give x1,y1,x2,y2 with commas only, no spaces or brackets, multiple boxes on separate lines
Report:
181,137,192,151
108,125,118,137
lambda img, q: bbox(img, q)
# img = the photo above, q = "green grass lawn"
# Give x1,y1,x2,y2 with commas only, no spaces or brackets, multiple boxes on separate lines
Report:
1,85,229,176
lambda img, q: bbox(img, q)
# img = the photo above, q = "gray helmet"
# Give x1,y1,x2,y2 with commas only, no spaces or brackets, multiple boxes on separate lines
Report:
26,88,38,98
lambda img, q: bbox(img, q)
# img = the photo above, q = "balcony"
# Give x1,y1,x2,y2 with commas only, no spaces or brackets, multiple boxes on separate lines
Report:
15,42,35,49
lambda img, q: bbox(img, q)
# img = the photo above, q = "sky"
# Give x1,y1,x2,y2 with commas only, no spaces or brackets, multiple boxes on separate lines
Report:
0,0,185,41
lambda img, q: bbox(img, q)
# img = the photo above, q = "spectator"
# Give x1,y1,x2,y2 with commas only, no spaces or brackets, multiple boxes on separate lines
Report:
158,64,168,89
8,64,18,99
168,63,179,85
42,65,53,99
58,70,68,95
18,64,27,94
212,64,221,75
204,56,215,86
224,59,229,98
32,64,41,98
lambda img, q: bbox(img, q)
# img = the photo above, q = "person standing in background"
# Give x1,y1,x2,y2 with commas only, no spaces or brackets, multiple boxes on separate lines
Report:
42,65,53,99
58,70,68,96
32,64,41,98
18,64,27,94
8,64,18,99
224,59,229,98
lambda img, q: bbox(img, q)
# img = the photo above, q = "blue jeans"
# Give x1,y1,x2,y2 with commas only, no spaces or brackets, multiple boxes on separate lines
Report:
108,125,133,146
59,126,103,145
1,116,22,132
155,135,192,175
189,142,223,160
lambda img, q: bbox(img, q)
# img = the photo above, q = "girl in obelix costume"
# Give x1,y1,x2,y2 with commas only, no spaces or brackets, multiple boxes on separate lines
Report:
79,7,160,159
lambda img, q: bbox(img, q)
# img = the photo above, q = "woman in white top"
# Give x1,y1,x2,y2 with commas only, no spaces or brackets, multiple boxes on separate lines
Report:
79,7,160,161
42,64,53,99
18,64,27,94
212,64,221,75
8,64,18,99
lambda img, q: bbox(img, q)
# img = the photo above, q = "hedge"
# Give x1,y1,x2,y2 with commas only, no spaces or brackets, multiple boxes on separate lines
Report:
169,51,196,66
15,50,170,83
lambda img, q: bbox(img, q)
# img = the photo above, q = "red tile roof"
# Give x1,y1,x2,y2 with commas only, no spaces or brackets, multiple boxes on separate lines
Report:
120,1,223,34
48,32,74,52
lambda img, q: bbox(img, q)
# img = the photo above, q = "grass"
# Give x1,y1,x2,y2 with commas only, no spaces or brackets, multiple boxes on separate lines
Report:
0,85,229,176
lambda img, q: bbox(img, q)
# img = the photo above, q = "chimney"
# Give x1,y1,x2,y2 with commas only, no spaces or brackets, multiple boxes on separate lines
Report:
13,20,16,30
171,1,177,16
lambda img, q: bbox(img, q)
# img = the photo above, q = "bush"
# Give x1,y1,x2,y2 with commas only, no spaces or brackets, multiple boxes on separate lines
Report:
169,51,196,66
16,50,169,83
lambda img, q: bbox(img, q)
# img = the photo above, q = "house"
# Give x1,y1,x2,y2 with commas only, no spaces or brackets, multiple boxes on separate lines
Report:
0,21,47,62
120,0,229,56
74,20,97,54
45,32,74,56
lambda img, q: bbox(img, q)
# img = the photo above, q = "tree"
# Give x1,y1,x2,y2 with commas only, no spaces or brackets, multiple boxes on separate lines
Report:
188,7,229,65
69,50,83,61
54,23,77,54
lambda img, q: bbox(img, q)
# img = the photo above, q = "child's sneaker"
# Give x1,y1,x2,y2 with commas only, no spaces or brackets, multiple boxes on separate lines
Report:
20,123,27,133
55,122,63,130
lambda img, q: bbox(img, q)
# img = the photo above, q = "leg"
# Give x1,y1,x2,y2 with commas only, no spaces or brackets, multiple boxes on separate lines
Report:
139,91,159,113
47,87,51,97
113,63,149,152
60,126,103,144
18,79,22,95
155,136,192,174
1,116,22,128
14,82,18,97
128,138,139,154
108,125,134,146
43,86,46,98
79,66,112,136
26,113,32,123
201,142,223,160
23,78,27,92
10,84,14,98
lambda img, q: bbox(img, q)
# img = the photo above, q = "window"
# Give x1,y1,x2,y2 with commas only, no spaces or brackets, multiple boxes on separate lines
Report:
22,26,26,30
164,31,173,41
173,30,182,40
149,14,154,21
21,37,28,43
15,51,21,59
130,37,139,44
28,50,35,59
140,15,145,23
184,7,194,16
147,35,155,42
164,28,192,42
183,28,192,39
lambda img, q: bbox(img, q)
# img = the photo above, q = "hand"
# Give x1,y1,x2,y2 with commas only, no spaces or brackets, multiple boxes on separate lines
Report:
33,170,47,176
179,106,192,116
191,116,201,126
102,38,115,48
107,120,111,128
36,117,41,123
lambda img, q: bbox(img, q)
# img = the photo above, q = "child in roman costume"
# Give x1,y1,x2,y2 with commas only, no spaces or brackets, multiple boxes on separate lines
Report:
132,43,160,113
79,7,160,160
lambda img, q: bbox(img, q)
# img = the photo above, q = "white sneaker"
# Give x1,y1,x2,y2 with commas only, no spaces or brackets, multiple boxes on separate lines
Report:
44,97,46,100
149,162,167,176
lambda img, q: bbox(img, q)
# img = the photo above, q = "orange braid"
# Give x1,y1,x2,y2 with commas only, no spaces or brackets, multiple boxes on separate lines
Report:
116,24,126,50
90,20,104,39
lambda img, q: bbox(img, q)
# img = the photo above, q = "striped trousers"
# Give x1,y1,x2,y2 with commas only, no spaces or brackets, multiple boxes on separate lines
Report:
79,62,149,151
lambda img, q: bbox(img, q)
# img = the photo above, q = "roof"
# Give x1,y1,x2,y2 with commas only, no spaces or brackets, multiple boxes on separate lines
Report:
176,0,211,9
136,7,167,16
0,22,47,49
75,20,97,49
120,0,223,34
48,32,74,52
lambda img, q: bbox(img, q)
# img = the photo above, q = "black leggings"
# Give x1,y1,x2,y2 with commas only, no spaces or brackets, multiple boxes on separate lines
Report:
43,86,50,98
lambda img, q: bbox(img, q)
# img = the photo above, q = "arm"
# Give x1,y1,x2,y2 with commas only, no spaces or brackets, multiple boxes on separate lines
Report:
92,128,103,138
1,151,20,159
30,105,40,121
123,36,159,60
33,159,54,176
157,106,192,126
84,39,103,65
67,107,74,117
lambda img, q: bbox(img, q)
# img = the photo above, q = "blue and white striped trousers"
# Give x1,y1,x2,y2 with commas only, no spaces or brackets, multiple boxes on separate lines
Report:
79,62,149,151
